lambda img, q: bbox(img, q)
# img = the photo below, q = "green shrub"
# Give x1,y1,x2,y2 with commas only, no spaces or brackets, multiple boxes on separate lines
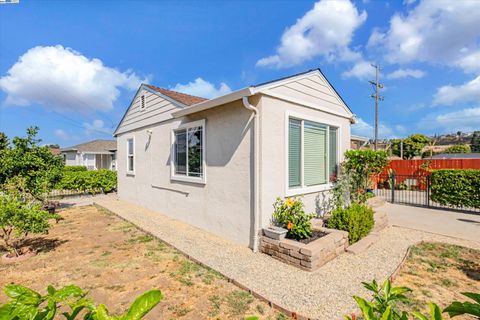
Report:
57,169,117,194
430,169,480,209
326,203,374,243
443,144,471,154
62,165,87,172
0,284,162,319
272,197,315,240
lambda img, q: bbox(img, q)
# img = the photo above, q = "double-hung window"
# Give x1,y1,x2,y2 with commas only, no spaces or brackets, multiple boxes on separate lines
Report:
288,116,338,194
171,119,206,184
127,137,135,174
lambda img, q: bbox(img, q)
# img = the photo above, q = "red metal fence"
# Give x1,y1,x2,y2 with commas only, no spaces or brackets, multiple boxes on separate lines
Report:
383,159,480,176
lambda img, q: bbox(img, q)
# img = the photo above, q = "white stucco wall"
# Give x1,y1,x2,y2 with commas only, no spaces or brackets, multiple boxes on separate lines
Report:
258,94,351,228
117,100,255,246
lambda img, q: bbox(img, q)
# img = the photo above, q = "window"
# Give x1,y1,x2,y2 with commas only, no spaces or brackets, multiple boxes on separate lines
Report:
288,116,338,193
172,120,205,183
127,138,134,174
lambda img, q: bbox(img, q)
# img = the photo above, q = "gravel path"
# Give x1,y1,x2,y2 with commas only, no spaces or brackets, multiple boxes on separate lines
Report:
94,197,480,320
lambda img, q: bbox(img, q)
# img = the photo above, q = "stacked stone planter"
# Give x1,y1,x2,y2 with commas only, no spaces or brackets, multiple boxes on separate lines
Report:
260,227,349,271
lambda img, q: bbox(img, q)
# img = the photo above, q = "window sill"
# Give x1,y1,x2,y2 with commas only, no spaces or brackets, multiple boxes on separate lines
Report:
171,175,206,185
126,172,135,177
286,183,333,197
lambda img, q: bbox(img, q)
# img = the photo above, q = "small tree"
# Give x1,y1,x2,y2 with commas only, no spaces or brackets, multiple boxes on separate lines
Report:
0,127,64,200
444,144,471,154
471,131,480,152
391,134,431,159
0,178,58,256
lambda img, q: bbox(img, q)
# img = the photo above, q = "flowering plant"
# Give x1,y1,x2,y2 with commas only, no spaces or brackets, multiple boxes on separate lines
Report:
272,197,315,240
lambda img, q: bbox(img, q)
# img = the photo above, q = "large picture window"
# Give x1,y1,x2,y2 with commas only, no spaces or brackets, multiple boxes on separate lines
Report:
172,120,205,183
288,117,338,193
127,137,134,174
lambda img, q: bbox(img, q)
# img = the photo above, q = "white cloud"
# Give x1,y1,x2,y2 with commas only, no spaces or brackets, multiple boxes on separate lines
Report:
171,78,231,99
403,0,417,5
256,0,367,68
351,118,396,139
455,50,480,74
386,68,425,79
370,0,480,65
418,107,480,133
83,119,112,136
342,60,375,80
0,45,145,113
54,129,69,141
433,75,480,106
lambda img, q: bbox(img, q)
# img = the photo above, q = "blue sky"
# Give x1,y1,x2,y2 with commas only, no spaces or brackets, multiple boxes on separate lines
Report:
0,0,479,147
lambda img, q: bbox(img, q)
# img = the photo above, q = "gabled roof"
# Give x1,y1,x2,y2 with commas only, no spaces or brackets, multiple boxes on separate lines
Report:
145,85,207,106
172,69,354,120
61,139,116,153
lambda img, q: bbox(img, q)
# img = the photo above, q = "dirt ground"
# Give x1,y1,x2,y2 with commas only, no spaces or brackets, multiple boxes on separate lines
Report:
395,242,480,319
0,205,283,320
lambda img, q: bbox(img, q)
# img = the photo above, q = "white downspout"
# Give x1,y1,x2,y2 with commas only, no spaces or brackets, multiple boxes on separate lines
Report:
242,96,261,252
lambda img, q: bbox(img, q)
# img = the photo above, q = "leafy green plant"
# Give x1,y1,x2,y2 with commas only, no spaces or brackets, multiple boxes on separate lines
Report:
0,127,64,199
443,144,471,154
471,131,480,152
0,178,59,256
56,169,117,194
391,134,431,159
326,203,374,243
62,166,88,172
0,284,162,320
272,197,315,239
444,292,480,318
430,169,480,209
412,303,445,320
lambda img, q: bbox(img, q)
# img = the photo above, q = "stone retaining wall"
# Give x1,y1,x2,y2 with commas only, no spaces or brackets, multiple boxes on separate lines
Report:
260,228,349,271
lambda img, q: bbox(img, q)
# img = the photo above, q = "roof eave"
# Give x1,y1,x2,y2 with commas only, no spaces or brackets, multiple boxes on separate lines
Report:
172,87,253,118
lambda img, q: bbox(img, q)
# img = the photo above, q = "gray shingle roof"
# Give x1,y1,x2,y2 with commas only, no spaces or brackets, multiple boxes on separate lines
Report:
431,153,480,159
61,139,116,153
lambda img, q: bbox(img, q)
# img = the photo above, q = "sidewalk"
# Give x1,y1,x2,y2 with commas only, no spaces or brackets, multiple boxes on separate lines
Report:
384,203,480,242
94,197,480,319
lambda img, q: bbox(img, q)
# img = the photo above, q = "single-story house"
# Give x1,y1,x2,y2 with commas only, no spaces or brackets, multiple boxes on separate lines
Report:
61,139,117,170
114,69,355,250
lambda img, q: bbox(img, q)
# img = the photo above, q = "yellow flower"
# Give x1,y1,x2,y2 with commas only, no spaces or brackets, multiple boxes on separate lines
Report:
285,198,294,208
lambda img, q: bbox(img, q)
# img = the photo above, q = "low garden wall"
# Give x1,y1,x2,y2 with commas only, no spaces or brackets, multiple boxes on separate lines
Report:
260,227,348,271
261,199,389,271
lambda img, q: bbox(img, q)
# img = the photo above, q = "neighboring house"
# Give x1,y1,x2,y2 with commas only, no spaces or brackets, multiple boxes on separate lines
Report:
114,69,355,250
61,140,117,170
350,135,368,150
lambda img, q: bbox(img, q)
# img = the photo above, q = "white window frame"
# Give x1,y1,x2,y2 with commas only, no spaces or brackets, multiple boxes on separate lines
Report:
170,119,206,184
126,137,135,175
284,110,342,197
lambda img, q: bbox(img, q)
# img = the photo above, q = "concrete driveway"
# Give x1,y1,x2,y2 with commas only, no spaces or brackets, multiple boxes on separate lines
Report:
384,203,480,242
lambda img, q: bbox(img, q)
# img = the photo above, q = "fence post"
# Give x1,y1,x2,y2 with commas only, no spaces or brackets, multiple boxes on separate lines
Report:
426,175,430,207
391,173,395,203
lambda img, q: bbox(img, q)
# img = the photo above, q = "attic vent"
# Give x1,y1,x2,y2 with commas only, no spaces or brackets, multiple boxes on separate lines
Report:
141,95,146,110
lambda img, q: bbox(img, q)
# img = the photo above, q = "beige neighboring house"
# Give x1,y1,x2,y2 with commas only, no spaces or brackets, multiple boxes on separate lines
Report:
114,69,356,250
350,135,369,150
61,140,117,170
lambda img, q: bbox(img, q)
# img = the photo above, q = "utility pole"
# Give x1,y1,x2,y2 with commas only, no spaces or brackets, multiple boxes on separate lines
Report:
369,64,384,150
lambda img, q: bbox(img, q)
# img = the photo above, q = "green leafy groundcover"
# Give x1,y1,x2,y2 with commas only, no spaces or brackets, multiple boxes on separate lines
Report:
56,169,117,194
430,169,480,209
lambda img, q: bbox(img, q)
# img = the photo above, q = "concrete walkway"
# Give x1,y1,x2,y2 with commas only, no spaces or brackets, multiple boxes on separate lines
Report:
384,203,480,242
94,197,480,320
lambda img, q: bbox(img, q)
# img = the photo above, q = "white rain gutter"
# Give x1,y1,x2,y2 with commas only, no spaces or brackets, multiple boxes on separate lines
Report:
242,96,261,252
